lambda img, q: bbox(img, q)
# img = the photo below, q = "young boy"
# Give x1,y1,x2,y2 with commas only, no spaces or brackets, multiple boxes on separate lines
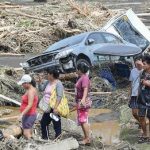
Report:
129,59,143,124
138,54,150,143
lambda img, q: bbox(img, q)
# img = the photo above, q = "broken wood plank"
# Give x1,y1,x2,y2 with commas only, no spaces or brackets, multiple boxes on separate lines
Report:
0,94,21,106
0,5,21,8
137,13,150,17
90,91,112,95
65,91,112,95
14,67,23,71
0,53,25,57
0,26,14,32
0,31,8,39
0,116,18,121
5,10,51,22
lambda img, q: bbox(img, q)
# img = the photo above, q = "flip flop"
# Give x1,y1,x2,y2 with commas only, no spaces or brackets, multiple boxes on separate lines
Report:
138,137,149,144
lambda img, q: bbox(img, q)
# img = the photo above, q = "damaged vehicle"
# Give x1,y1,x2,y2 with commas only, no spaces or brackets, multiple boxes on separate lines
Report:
102,9,150,51
21,9,150,73
21,31,141,73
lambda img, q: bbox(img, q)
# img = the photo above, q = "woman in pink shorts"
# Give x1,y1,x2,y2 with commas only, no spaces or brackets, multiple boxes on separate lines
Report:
75,62,91,145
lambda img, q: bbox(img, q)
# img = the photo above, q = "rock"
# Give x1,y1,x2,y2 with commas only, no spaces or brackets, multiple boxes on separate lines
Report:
114,141,132,150
61,118,83,136
119,105,132,124
38,138,79,150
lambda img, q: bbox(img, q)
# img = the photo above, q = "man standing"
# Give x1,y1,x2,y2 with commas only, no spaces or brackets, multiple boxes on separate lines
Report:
138,55,150,143
129,59,143,124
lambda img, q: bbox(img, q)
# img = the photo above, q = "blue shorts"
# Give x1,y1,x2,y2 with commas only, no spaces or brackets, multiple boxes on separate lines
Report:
128,96,138,109
22,114,36,129
138,108,150,118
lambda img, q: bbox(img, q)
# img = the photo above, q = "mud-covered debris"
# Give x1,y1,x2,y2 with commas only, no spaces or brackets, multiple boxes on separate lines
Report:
0,67,24,106
91,77,112,92
0,109,13,117
0,0,117,53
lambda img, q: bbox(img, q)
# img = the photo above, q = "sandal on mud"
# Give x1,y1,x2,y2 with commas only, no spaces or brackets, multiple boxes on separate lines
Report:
138,137,149,143
79,140,91,146
137,134,143,138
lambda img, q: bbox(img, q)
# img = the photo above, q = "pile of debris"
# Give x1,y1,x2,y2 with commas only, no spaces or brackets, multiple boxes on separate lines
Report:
0,66,129,111
0,67,24,106
0,0,117,53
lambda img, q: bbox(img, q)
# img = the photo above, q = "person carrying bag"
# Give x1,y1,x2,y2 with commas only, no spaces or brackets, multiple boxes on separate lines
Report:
49,85,69,118
37,68,65,140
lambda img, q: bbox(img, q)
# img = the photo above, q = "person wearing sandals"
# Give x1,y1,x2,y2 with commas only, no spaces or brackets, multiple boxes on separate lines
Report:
37,68,63,140
75,63,91,145
128,59,143,126
138,55,150,143
18,74,38,139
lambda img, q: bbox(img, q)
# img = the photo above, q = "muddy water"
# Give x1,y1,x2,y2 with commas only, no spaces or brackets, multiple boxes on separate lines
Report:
0,107,120,145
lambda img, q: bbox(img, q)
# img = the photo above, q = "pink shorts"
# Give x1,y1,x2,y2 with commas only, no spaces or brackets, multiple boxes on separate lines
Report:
77,108,89,125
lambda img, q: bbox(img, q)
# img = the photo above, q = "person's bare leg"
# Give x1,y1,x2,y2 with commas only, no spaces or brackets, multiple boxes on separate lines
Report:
149,119,150,137
23,129,32,139
139,117,147,137
81,123,90,143
132,109,139,122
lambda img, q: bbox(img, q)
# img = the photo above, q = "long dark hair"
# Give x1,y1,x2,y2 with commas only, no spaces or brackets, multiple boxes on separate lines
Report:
46,67,60,79
30,79,36,87
77,62,89,74
142,54,150,64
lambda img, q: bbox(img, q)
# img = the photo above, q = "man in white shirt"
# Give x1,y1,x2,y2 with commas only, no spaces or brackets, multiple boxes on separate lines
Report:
129,60,143,123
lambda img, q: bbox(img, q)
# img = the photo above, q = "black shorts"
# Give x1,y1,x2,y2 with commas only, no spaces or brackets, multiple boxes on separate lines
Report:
138,108,150,118
128,96,138,109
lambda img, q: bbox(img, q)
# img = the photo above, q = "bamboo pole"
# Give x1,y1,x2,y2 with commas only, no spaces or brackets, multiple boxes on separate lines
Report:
0,94,21,106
